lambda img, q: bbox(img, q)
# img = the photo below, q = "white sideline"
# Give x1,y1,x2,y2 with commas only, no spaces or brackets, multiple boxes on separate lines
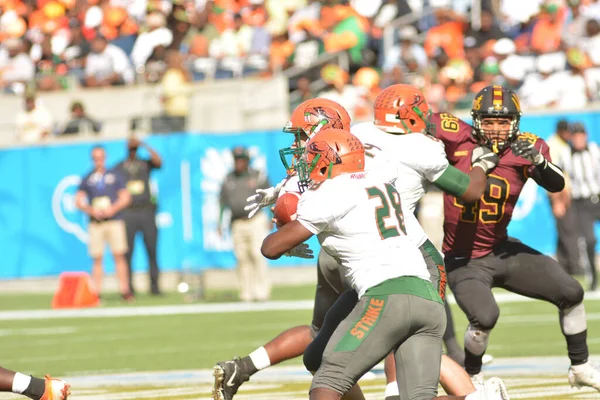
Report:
0,291,599,321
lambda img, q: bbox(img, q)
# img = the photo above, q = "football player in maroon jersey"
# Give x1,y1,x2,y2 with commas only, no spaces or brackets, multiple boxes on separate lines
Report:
431,85,600,391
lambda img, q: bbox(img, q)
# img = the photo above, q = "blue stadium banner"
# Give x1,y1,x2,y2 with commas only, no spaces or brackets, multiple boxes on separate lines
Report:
0,109,599,279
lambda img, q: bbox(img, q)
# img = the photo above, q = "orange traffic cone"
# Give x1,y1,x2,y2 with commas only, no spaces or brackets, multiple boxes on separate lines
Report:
52,272,100,309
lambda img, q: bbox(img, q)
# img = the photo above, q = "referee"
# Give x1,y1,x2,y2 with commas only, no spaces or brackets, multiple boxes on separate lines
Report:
558,122,599,292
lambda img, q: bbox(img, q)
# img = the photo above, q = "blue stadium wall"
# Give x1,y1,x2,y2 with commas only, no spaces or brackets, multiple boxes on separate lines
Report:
0,110,599,279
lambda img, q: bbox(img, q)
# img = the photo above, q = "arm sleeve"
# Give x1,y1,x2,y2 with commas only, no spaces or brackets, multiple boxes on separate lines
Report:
431,165,470,197
527,139,565,193
296,190,332,235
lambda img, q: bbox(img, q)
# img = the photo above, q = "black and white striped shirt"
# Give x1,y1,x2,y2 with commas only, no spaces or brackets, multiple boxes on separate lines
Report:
559,142,600,200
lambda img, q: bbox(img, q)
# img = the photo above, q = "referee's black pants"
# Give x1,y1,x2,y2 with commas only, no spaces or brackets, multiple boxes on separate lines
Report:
573,196,600,291
556,205,585,276
123,206,160,294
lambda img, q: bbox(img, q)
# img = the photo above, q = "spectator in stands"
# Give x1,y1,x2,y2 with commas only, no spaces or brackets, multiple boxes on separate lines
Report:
316,2,367,66
245,2,271,74
34,36,68,91
424,7,466,60
269,32,295,72
210,12,253,58
564,48,594,108
130,12,173,74
318,64,361,120
286,0,321,44
156,50,192,132
62,20,90,83
530,2,564,55
62,101,102,136
519,55,559,109
218,146,271,302
0,38,35,95
75,145,133,301
290,76,314,111
382,25,427,73
84,35,134,87
463,36,482,79
465,8,506,48
547,119,584,277
471,56,502,94
14,92,53,143
143,45,169,83
580,19,600,66
563,0,589,47
352,67,380,122
114,137,163,296
498,55,526,92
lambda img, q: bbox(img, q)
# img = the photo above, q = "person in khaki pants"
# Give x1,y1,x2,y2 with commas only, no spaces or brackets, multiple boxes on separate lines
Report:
218,146,272,302
76,145,133,301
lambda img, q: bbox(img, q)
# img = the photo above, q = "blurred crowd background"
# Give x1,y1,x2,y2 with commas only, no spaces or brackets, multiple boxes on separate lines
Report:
1,0,600,130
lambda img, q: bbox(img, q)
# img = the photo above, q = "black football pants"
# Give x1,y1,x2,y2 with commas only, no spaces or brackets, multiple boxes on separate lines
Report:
445,237,584,331
123,207,160,293
572,198,600,291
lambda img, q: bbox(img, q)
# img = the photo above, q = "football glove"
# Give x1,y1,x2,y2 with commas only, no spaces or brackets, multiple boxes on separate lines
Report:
244,181,284,218
511,138,544,165
471,146,500,173
284,243,314,259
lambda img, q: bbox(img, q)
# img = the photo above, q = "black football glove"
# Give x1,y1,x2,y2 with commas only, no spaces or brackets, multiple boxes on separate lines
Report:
471,146,500,173
511,138,544,165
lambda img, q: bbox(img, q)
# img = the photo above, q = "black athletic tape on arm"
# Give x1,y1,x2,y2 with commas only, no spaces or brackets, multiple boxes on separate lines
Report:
530,159,565,193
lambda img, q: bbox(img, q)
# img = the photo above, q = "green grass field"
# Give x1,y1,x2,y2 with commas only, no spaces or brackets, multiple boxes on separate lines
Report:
1,285,599,399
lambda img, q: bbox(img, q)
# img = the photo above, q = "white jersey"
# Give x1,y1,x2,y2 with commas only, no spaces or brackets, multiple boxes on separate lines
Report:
296,170,429,297
351,122,450,247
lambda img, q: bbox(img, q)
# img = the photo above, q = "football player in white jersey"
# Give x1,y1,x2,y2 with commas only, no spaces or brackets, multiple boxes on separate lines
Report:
262,127,484,400
212,95,507,400
213,99,368,400
303,86,506,400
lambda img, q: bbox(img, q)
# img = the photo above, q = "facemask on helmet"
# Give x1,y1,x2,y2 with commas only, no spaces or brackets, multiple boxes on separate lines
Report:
279,98,351,174
295,128,364,192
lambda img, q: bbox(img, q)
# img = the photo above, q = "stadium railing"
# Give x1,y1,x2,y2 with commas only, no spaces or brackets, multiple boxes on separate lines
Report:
0,74,290,147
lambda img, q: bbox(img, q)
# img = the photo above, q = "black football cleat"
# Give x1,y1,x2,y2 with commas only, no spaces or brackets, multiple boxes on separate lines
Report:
212,357,251,400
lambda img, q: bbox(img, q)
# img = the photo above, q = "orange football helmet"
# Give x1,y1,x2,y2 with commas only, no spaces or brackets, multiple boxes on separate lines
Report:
296,128,365,190
280,98,351,173
373,84,431,134
284,98,351,139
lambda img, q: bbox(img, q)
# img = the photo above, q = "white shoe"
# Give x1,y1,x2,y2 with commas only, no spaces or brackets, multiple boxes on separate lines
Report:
568,362,600,392
470,371,485,390
483,377,510,400
482,354,494,365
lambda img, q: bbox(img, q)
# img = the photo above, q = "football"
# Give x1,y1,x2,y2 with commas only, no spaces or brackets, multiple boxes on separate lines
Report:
273,192,301,227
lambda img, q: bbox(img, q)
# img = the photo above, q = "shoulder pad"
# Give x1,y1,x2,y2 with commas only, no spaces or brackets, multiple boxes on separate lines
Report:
436,113,462,134
517,132,540,145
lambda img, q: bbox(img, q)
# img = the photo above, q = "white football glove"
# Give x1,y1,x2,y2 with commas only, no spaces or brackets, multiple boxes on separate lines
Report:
471,146,500,173
284,243,314,259
244,181,284,218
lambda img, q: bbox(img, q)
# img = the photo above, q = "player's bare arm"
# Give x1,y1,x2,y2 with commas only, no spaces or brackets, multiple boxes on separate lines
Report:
261,220,313,260
511,136,565,193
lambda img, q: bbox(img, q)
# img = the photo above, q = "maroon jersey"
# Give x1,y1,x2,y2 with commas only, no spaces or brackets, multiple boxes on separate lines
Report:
430,112,552,258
